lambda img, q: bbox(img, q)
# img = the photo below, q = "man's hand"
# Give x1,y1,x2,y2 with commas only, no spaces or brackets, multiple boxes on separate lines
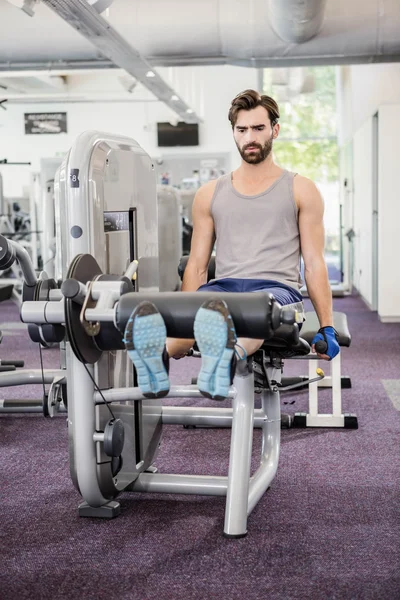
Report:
311,326,340,361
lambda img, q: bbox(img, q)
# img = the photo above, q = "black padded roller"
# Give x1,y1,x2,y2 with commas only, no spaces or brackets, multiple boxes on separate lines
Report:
116,291,290,339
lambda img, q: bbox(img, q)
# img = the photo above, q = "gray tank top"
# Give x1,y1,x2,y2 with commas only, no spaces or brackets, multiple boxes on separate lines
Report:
211,170,302,290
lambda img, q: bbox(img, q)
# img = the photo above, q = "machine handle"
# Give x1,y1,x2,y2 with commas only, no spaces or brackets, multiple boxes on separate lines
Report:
0,360,24,368
0,234,15,270
315,340,328,354
0,235,37,287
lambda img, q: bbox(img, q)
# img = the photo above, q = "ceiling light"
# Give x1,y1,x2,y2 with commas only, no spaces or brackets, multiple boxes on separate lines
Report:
171,95,179,101
186,109,193,114
146,71,155,78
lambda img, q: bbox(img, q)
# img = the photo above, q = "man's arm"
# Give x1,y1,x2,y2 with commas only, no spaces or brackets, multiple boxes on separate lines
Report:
181,180,216,291
295,175,333,329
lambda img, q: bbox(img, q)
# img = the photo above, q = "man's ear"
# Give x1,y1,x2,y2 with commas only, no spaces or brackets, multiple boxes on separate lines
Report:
273,123,280,139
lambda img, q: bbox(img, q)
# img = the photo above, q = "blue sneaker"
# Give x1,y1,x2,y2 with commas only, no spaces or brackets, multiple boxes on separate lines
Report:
194,298,237,400
123,301,170,399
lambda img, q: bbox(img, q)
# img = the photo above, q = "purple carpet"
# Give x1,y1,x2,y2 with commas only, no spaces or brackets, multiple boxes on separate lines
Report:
1,294,399,600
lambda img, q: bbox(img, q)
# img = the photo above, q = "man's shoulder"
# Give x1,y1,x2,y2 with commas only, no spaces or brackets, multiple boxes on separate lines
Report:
292,174,323,210
293,174,320,197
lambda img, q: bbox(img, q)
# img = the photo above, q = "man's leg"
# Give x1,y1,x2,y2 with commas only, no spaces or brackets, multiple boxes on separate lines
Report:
124,301,170,398
166,337,194,359
167,280,229,359
193,281,302,399
235,338,265,359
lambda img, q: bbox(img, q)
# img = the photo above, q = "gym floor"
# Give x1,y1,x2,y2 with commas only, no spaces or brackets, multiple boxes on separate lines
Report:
1,293,399,600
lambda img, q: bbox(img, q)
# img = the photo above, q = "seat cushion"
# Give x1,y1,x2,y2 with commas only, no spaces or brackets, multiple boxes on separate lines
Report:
301,311,351,347
261,324,310,357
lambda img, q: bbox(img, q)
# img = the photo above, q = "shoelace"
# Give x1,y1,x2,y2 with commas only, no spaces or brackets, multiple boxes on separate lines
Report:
234,343,247,360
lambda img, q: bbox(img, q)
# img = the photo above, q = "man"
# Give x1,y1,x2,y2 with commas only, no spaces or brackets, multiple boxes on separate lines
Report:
124,89,339,400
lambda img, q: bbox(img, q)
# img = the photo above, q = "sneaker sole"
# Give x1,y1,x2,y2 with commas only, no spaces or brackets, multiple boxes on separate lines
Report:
194,298,236,401
124,302,170,399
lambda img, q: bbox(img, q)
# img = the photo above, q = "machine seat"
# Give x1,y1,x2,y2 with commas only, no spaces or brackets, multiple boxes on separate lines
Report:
260,324,310,357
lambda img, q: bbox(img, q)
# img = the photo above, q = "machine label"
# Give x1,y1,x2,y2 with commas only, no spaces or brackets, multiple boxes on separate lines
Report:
104,211,130,232
24,112,67,134
70,169,80,188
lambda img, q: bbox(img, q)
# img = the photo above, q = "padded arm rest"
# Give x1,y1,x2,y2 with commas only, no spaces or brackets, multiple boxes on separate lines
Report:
301,311,351,347
116,291,295,339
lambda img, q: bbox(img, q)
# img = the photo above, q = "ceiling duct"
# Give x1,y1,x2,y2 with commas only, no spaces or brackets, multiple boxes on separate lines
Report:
41,0,201,123
268,0,327,44
0,0,399,70
270,67,315,102
87,0,114,13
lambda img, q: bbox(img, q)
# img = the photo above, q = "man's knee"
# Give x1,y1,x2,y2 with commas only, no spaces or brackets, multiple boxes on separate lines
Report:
236,338,265,358
167,337,194,359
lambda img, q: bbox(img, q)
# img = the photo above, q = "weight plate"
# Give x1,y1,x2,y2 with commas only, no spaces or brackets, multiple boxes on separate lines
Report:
64,254,103,364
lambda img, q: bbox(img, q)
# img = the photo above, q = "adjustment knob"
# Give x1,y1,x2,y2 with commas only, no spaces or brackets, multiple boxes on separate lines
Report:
61,278,81,299
281,307,296,325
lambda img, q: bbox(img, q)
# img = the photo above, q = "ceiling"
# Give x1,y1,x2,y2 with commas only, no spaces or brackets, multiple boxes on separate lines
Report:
0,0,399,114
0,0,399,68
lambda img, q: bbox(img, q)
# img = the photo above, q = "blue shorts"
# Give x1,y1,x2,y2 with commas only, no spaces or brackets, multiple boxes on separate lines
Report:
197,278,302,306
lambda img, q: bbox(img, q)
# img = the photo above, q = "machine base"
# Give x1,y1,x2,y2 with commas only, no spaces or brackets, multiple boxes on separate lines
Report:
78,500,121,519
223,531,248,539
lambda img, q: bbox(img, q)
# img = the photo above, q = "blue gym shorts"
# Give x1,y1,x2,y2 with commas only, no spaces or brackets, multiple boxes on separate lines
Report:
197,278,302,306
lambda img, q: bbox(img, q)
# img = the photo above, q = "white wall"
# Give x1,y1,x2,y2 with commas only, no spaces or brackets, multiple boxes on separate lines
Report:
353,118,373,306
338,63,400,145
0,66,258,198
378,104,400,322
337,62,400,321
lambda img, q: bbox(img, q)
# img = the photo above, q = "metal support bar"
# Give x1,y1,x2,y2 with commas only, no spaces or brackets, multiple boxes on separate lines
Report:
68,354,110,507
0,369,65,386
94,384,235,404
49,289,63,301
21,301,65,324
309,358,318,416
331,353,342,417
130,473,227,496
224,371,255,537
248,388,280,515
0,399,66,413
161,405,266,428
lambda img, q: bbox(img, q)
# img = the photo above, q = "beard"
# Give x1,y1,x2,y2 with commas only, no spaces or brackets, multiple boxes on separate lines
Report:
237,134,273,165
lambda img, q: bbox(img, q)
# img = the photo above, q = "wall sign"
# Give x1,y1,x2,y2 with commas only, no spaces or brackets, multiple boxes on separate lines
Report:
24,112,67,134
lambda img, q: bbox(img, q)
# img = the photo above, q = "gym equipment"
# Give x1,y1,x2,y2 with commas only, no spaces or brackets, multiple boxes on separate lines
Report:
1,130,331,538
0,171,41,302
290,311,357,428
157,185,182,291
179,256,356,429
0,233,66,414
40,178,56,278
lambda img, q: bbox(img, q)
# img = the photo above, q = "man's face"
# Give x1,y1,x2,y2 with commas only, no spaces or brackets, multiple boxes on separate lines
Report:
233,105,278,165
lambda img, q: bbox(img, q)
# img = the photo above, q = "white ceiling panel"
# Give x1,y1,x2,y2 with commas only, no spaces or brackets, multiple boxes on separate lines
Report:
0,0,399,68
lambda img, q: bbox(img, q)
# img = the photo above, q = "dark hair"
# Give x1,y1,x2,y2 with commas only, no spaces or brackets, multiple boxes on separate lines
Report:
228,89,280,128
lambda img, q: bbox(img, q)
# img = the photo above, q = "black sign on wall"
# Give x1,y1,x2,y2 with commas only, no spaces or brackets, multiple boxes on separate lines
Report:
24,112,67,134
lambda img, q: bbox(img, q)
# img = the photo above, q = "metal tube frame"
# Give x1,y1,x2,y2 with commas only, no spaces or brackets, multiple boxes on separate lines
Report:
93,364,279,538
